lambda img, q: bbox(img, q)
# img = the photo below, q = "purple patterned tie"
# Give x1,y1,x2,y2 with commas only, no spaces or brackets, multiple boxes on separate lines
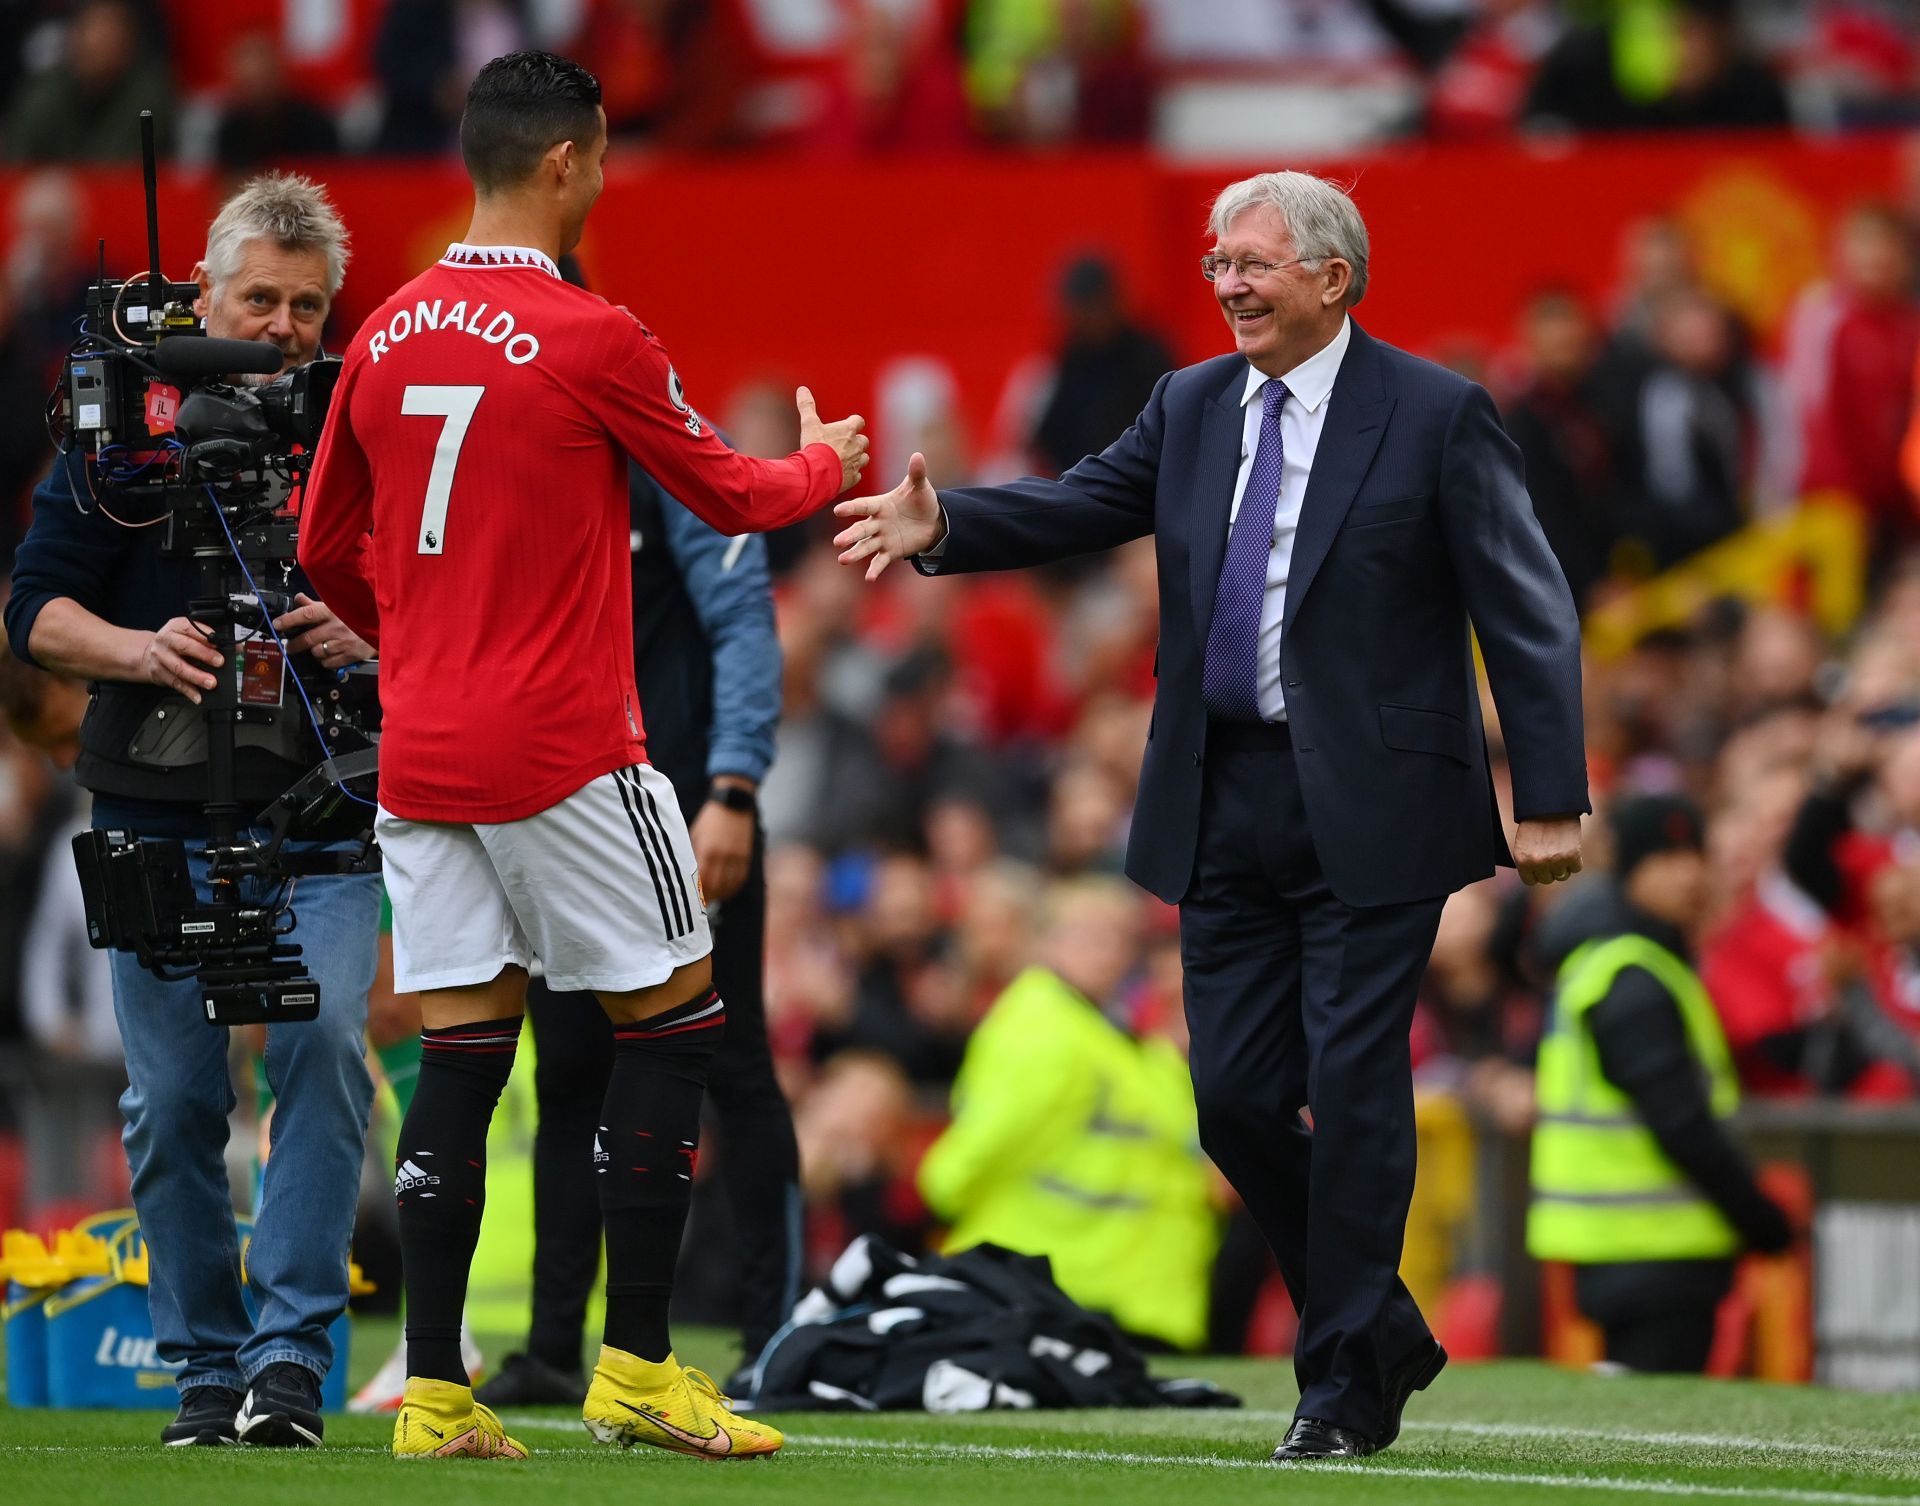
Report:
1202,379,1288,722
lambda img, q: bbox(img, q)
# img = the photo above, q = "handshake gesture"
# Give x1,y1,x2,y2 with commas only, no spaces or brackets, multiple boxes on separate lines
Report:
796,385,870,493
831,452,945,581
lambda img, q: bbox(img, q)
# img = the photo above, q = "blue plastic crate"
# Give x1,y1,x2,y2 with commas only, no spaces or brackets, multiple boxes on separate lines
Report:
16,1214,355,1411
4,1285,52,1407
44,1272,182,1408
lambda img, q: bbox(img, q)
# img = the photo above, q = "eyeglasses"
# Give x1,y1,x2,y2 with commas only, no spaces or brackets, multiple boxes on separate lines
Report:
1200,254,1321,283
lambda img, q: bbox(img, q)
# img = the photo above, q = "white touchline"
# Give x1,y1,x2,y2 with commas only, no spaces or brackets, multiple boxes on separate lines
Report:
857,1406,1920,1465
793,1436,1920,1504
1401,1420,1920,1463
503,1420,1920,1503
1224,1411,1920,1463
790,1434,1261,1469
1304,1464,1920,1505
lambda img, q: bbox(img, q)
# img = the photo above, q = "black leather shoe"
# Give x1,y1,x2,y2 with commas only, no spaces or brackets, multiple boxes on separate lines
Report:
473,1350,587,1407
1378,1339,1448,1450
236,1362,324,1447
1271,1417,1377,1462
161,1384,243,1446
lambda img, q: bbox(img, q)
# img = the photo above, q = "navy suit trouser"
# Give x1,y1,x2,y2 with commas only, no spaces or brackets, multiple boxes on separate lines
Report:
1179,726,1444,1438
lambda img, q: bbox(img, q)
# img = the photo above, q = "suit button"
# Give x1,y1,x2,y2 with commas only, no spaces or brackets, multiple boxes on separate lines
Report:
1192,752,1203,767
1286,679,1302,689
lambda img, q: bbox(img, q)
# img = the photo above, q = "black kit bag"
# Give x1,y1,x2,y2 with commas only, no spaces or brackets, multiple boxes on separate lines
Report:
743,1236,1241,1414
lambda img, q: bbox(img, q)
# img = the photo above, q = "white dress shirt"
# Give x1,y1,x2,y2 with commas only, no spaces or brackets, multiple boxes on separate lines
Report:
1230,315,1352,722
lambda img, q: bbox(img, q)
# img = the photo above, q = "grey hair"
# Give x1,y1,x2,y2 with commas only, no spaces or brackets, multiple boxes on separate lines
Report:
1208,171,1369,306
202,173,350,298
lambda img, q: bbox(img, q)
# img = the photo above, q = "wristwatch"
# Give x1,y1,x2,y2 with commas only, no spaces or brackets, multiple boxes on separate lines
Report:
707,783,757,813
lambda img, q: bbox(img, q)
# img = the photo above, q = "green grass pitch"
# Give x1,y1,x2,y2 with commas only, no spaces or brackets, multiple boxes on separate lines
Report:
5,1318,1920,1504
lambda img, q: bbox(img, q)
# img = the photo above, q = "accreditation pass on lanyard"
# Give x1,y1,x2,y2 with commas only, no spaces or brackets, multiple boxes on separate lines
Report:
238,637,286,707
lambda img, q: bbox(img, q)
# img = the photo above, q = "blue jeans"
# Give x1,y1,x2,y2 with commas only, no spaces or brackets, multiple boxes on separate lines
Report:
97,804,378,1393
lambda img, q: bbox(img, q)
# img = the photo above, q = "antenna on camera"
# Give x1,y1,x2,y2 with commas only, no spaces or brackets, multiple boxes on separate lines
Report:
140,110,162,299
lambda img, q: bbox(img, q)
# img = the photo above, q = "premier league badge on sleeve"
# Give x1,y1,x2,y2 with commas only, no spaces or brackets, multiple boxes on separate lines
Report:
666,367,703,437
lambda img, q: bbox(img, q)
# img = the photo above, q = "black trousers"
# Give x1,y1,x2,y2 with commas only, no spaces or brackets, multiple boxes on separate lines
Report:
522,824,803,1367
1179,728,1444,1439
1575,1259,1733,1374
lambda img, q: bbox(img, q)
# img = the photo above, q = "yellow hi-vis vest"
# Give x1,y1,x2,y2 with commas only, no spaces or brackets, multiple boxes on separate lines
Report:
916,967,1219,1351
1527,932,1743,1264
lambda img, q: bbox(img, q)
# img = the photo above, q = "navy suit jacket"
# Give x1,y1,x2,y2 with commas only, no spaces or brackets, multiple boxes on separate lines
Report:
925,323,1590,908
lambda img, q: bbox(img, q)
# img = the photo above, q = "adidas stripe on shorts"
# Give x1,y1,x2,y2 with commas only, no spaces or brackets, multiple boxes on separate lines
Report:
377,762,712,994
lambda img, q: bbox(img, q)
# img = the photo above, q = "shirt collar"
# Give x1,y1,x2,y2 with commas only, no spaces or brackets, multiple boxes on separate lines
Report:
440,242,562,279
1240,315,1352,415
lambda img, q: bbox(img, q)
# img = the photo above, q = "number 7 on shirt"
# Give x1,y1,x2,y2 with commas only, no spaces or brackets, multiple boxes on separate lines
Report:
402,385,484,555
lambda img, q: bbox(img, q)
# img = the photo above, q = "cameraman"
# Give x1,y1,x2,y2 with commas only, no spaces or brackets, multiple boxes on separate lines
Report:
2,174,377,1449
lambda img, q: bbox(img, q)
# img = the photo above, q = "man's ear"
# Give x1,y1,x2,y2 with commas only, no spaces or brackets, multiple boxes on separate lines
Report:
191,260,212,319
551,138,577,184
1322,259,1353,308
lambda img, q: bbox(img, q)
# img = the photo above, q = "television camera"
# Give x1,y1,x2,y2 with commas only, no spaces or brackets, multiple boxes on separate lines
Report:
55,114,378,1027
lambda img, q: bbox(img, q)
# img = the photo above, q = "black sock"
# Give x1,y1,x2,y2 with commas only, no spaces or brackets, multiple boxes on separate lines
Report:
396,1015,522,1384
526,990,612,1374
600,990,724,1363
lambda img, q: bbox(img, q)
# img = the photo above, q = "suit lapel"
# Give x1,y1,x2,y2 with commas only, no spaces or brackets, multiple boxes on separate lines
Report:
1186,369,1251,648
1282,328,1393,634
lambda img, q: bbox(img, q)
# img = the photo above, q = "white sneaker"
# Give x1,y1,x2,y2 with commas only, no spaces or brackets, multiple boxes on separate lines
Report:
349,1334,408,1414
350,1321,486,1414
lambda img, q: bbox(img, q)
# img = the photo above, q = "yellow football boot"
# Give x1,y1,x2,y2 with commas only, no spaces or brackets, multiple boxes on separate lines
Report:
392,1377,528,1460
581,1346,783,1460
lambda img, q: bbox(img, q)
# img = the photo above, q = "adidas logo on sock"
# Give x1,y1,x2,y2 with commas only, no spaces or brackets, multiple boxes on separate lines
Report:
394,1157,443,1194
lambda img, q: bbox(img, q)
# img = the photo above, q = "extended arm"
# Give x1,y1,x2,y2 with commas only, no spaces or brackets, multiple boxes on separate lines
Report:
833,370,1172,580
599,319,855,534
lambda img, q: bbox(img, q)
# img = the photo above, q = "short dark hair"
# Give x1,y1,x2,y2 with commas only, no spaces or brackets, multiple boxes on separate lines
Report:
460,51,603,194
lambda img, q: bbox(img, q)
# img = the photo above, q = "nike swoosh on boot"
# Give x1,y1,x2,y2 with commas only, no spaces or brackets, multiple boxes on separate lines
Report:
616,1400,733,1456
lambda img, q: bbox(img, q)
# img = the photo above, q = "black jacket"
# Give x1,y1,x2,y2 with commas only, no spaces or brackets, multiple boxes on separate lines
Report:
5,452,326,811
1581,892,1792,1255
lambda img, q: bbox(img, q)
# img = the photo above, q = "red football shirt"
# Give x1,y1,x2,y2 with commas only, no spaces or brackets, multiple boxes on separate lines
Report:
298,243,843,822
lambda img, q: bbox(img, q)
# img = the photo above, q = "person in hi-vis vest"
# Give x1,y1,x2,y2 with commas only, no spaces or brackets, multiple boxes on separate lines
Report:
1529,794,1794,1373
917,879,1220,1353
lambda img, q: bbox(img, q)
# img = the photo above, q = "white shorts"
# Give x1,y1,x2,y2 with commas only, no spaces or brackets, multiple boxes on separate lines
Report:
377,763,711,994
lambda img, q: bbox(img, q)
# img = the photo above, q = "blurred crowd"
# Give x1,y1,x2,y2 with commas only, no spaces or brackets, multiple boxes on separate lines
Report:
10,0,1920,168
718,189,1920,1330
8,65,1920,1352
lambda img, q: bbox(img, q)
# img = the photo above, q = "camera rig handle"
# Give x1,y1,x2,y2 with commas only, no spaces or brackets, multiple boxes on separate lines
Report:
260,746,381,876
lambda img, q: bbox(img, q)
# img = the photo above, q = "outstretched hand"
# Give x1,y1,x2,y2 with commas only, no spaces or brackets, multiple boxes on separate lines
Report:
797,385,869,492
832,453,943,582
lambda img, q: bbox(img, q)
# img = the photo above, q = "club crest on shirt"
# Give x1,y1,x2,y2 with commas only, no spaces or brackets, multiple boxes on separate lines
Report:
667,367,703,437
